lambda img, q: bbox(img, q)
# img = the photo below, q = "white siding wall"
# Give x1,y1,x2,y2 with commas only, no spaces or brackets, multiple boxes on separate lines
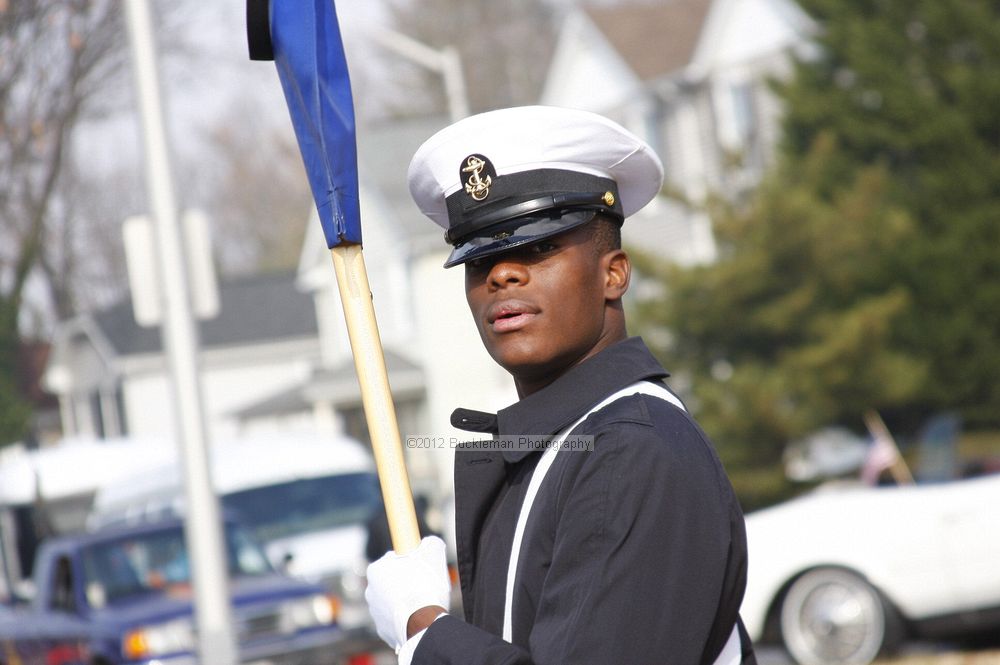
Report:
540,11,642,113
709,0,804,69
120,371,173,438
672,101,710,200
310,185,416,367
315,285,350,367
119,340,317,441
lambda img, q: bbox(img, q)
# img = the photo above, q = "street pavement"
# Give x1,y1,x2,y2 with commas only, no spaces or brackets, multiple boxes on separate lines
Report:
755,644,1000,665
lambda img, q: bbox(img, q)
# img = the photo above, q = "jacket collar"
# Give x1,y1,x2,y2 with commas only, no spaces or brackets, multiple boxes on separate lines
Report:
451,337,669,463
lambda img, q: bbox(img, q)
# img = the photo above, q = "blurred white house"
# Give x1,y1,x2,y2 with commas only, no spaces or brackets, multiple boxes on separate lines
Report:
41,116,516,499
41,0,814,500
543,0,814,265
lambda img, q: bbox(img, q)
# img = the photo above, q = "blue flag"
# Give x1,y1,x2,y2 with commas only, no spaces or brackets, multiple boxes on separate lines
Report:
250,0,362,248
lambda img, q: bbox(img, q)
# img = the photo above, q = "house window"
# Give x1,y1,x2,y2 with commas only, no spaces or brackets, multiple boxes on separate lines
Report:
83,383,127,439
339,399,422,450
340,405,370,448
89,391,105,439
116,384,128,436
730,82,758,146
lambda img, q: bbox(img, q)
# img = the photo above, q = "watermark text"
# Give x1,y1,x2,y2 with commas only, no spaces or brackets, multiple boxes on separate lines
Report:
404,434,594,452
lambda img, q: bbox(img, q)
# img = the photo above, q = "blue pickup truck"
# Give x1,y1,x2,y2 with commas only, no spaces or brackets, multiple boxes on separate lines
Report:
0,518,349,664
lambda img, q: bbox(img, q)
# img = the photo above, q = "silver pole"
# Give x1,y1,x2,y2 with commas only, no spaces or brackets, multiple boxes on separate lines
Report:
367,26,469,121
122,2,238,664
440,46,470,122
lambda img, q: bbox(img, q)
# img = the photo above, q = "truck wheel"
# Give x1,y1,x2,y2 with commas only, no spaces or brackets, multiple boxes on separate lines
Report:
780,568,901,665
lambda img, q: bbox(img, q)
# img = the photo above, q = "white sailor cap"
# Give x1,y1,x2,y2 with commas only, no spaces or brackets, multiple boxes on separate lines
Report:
407,106,664,268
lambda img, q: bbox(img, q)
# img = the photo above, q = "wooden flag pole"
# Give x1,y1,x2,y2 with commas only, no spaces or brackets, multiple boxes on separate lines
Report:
331,244,421,553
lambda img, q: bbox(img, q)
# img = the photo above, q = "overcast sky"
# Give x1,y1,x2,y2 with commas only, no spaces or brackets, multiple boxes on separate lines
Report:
80,0,389,171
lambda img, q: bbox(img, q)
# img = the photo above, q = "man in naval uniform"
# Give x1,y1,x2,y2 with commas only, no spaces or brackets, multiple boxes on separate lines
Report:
365,106,756,665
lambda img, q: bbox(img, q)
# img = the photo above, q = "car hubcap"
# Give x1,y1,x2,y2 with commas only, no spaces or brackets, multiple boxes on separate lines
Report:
782,570,885,665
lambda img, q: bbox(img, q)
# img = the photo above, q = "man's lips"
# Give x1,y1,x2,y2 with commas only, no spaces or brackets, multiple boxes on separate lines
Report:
486,300,539,333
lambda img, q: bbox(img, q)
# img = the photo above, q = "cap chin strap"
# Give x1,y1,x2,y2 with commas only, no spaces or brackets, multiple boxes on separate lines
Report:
444,192,619,245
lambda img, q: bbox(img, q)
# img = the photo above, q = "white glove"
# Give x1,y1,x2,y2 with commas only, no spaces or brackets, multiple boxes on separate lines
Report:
365,535,451,650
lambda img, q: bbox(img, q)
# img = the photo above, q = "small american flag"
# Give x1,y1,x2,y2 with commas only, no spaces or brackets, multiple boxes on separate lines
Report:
860,410,913,485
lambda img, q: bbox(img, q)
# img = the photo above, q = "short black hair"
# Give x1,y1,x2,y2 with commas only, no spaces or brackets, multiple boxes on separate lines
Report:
590,214,622,257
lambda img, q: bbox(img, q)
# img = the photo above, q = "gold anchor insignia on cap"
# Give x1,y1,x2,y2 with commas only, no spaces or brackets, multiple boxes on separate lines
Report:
603,191,615,207
463,155,492,201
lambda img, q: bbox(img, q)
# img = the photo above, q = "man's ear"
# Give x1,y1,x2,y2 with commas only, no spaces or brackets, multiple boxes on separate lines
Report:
603,249,630,301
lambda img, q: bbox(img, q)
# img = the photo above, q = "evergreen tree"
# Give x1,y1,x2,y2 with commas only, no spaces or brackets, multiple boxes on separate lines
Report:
635,137,924,474
780,0,1000,428
0,301,31,446
634,0,1000,487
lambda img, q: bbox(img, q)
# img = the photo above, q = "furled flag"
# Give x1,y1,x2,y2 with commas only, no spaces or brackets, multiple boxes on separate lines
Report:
248,0,422,554
248,0,362,248
861,410,913,485
860,428,899,485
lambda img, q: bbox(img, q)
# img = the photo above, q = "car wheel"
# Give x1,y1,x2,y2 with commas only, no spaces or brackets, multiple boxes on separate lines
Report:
780,568,900,665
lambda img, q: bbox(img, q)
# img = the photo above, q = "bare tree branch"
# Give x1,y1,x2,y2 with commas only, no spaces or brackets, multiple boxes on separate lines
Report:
0,0,136,443
1,1,130,319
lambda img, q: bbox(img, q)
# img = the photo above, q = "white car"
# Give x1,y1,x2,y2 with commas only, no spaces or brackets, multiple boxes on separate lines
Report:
741,473,1000,665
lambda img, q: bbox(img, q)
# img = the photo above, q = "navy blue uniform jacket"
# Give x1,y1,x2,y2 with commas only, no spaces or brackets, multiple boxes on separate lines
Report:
414,338,756,664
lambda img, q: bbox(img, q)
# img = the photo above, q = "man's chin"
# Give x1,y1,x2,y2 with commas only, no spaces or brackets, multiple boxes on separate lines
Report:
492,351,565,393
484,335,542,367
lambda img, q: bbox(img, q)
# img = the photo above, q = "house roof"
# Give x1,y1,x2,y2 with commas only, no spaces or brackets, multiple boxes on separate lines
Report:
232,350,425,419
583,0,713,81
93,271,317,357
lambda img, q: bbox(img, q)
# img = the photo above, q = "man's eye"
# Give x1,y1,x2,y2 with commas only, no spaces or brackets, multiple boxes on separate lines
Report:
467,257,489,271
531,241,557,253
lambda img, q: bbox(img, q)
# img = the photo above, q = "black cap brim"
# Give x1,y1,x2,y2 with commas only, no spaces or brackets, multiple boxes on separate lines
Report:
443,209,602,268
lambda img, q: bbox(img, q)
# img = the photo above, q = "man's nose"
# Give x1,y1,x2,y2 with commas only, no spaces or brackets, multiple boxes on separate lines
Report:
488,257,529,289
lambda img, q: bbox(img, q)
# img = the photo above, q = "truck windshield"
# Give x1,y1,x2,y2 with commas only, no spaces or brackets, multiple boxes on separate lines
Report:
221,472,380,543
81,524,271,606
